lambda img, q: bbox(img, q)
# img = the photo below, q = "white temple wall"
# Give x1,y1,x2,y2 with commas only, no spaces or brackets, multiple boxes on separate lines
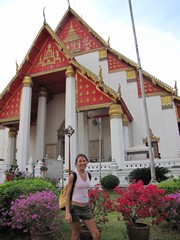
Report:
29,126,36,162
75,52,99,75
45,94,65,155
0,128,8,162
88,110,110,162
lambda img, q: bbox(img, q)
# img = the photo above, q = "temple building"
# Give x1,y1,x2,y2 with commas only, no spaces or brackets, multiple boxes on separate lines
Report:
0,7,180,184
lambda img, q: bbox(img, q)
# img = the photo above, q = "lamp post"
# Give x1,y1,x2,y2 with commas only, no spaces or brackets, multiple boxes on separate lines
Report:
128,0,156,182
64,125,75,176
98,117,102,181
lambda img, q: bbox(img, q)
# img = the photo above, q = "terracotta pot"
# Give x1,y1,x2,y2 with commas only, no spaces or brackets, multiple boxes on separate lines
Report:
31,230,54,240
79,228,92,240
127,223,150,240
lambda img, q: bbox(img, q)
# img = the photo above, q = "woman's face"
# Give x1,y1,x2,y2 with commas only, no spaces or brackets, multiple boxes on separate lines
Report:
76,156,88,170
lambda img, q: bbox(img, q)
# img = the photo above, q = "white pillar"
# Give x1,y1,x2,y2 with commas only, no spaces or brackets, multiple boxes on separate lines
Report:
123,114,130,150
77,112,89,156
18,76,33,171
35,87,47,162
5,127,17,169
64,65,77,171
109,104,125,169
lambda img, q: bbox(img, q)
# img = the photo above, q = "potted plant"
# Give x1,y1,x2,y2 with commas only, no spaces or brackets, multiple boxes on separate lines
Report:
114,180,169,240
9,190,60,240
79,185,115,240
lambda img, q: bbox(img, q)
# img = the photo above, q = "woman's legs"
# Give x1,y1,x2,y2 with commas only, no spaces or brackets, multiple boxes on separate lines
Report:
71,222,80,240
84,218,100,240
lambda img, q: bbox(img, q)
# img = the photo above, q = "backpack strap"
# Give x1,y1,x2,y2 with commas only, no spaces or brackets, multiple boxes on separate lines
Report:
87,171,92,180
70,171,77,200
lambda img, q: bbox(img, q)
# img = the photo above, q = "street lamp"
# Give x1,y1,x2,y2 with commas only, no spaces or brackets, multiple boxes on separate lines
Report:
64,125,75,176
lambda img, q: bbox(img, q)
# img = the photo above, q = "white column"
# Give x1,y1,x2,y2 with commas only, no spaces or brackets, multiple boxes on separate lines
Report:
109,104,125,169
35,87,47,162
77,112,89,156
5,127,17,169
123,114,130,150
18,76,33,171
64,65,77,171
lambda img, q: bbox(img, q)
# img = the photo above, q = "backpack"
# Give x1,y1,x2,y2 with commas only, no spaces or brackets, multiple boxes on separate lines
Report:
59,171,91,210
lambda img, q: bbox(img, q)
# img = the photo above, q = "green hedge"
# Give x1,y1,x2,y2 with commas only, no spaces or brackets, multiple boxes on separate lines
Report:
100,174,120,189
157,177,180,194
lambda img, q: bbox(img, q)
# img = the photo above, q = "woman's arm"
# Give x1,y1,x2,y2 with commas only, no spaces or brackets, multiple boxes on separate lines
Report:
65,173,74,223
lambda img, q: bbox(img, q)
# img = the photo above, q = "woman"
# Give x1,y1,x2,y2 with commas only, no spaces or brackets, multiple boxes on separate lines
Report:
65,153,100,240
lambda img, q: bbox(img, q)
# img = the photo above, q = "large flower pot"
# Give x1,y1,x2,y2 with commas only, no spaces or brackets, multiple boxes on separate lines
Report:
127,223,150,240
79,228,92,240
31,231,54,240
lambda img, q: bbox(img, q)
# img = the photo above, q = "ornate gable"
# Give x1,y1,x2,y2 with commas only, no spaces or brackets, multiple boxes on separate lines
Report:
0,86,22,122
108,52,129,72
137,75,167,97
29,37,69,75
58,15,103,54
76,72,113,111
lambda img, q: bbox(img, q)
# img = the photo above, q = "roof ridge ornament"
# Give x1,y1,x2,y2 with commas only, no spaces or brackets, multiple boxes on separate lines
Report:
43,7,46,25
15,60,19,73
67,0,70,9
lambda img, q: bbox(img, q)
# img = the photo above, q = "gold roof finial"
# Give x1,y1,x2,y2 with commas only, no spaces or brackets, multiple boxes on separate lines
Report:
107,36,110,47
15,60,19,73
174,80,178,94
67,0,70,9
117,83,121,97
43,7,46,25
99,65,103,81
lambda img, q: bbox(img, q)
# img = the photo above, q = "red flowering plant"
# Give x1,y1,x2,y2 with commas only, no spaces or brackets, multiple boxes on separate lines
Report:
114,180,169,227
87,185,115,231
8,191,60,233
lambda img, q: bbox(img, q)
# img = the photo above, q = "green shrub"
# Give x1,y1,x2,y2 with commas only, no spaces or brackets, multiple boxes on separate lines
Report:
0,177,57,229
127,166,170,185
157,177,180,194
100,174,120,189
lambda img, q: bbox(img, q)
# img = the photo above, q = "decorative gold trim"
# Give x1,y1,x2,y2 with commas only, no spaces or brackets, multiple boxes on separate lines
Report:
65,65,75,78
8,127,17,138
161,95,173,108
99,49,107,59
0,117,19,123
109,103,123,119
22,76,33,88
143,129,160,143
77,102,112,112
123,114,129,126
38,87,47,97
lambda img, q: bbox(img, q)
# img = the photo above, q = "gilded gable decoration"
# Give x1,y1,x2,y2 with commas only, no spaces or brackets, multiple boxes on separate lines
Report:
99,49,107,60
76,72,113,110
108,53,129,72
59,17,103,54
0,86,22,122
127,70,136,82
30,38,69,74
137,75,165,97
161,95,173,109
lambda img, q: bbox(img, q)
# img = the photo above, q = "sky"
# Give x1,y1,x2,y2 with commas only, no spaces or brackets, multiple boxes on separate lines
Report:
0,0,180,93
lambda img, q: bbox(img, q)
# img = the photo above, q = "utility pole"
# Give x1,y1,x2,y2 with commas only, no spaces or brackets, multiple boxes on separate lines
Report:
128,0,156,182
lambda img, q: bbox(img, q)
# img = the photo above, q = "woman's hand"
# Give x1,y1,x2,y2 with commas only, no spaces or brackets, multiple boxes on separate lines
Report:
65,212,72,224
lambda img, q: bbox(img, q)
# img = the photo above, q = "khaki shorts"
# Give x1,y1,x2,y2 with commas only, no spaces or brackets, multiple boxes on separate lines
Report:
70,204,93,223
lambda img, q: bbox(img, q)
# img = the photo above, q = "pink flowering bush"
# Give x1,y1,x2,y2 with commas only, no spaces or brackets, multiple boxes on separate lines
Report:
9,191,60,233
165,192,180,230
114,180,169,227
88,186,115,231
